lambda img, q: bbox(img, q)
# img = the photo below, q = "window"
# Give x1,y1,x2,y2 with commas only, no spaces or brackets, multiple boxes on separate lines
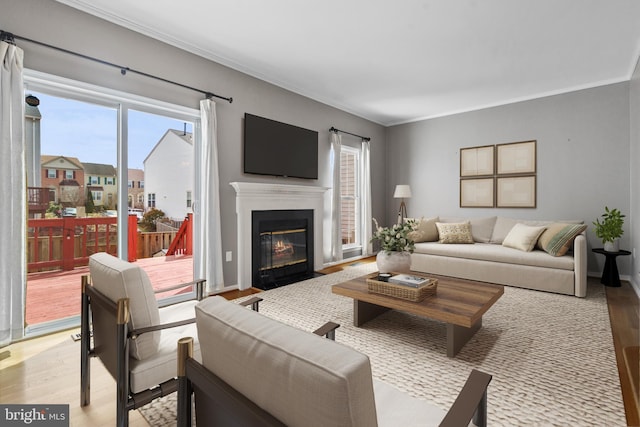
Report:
137,194,144,204
186,191,192,208
47,169,56,178
340,146,360,248
92,191,102,201
105,177,115,185
148,193,156,208
128,180,133,188
89,176,99,185
139,181,144,189
64,170,74,179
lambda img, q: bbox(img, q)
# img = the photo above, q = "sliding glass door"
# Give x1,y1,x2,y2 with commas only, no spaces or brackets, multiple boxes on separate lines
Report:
24,72,200,335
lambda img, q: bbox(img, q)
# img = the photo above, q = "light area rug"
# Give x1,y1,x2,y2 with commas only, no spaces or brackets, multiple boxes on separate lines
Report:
138,264,626,426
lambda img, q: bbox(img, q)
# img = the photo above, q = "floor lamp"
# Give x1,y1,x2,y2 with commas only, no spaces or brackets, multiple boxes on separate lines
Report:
393,185,412,224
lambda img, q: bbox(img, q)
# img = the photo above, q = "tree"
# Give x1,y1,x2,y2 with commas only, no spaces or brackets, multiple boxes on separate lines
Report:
85,190,95,214
140,208,165,232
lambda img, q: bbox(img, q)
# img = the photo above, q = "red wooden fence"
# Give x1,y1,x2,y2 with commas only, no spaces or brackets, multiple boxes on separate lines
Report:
27,214,193,273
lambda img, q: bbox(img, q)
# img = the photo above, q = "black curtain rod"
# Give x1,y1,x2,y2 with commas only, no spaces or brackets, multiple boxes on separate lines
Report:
330,126,370,142
0,30,233,103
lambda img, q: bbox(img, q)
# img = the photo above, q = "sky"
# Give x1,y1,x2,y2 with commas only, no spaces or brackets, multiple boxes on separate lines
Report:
32,91,194,170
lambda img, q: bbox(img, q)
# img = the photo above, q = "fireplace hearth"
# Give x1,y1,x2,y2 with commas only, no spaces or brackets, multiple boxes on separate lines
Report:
252,209,315,289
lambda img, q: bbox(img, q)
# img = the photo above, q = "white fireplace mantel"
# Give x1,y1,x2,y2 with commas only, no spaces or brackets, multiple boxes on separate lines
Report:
230,182,328,289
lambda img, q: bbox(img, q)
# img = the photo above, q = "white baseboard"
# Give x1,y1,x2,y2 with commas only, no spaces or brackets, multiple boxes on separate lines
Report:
630,276,640,299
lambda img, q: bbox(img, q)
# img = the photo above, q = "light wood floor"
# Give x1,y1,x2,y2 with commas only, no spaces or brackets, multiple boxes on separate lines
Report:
1,268,638,426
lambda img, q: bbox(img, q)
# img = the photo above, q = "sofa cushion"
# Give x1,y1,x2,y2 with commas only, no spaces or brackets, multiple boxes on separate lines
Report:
502,223,547,252
407,216,439,242
537,223,588,256
490,217,519,244
469,216,497,243
373,379,446,426
89,252,160,361
413,242,575,270
195,296,378,427
436,222,474,244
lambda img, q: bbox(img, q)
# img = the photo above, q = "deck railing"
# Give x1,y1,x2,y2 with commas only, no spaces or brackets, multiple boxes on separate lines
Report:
166,214,193,256
27,216,191,273
27,187,50,214
27,217,118,272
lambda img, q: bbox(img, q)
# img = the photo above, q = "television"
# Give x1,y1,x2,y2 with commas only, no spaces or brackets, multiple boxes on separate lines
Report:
244,113,318,179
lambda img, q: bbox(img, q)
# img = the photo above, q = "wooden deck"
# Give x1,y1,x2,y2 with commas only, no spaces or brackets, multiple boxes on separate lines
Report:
26,255,194,325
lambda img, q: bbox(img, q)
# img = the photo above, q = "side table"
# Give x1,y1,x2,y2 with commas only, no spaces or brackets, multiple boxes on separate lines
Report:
592,248,631,287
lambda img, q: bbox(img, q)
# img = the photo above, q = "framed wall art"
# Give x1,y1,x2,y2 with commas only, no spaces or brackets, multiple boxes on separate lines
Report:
496,176,536,208
460,178,495,208
496,140,536,175
460,145,495,177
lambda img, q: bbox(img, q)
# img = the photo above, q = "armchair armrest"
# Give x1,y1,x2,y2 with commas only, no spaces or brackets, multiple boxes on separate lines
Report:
312,322,340,340
439,369,492,427
154,278,207,300
129,318,196,340
239,296,263,312
134,295,263,339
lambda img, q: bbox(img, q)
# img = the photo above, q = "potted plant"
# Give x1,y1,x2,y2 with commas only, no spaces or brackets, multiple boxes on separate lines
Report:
371,218,418,273
593,206,625,252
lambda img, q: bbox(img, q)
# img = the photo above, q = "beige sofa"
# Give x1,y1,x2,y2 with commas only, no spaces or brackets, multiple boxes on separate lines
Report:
409,216,588,297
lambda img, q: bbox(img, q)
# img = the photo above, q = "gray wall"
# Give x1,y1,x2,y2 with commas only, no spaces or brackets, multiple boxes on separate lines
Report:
386,83,632,277
1,0,387,286
630,55,640,292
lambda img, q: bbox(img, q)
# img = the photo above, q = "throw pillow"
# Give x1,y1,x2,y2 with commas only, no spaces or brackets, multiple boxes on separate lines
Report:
436,222,474,244
536,223,587,256
502,223,547,252
407,216,439,242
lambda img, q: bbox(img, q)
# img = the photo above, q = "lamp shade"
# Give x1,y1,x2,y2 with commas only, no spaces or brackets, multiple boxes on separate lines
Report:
393,184,412,199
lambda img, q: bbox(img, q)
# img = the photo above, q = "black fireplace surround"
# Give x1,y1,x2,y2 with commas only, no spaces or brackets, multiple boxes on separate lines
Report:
251,209,314,290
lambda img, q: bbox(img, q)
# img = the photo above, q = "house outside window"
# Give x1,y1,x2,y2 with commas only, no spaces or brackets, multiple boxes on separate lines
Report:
148,193,156,208
340,146,360,248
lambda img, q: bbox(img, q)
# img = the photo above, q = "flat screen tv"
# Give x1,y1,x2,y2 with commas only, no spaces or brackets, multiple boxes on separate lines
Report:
244,113,318,179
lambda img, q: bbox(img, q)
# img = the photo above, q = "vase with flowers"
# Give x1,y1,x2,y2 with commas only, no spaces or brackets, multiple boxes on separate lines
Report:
371,218,418,273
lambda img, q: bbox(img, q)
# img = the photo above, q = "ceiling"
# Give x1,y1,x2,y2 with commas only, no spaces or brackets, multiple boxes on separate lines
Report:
57,0,640,126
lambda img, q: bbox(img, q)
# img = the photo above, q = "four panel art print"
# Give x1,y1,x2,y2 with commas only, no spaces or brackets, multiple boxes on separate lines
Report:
460,140,536,208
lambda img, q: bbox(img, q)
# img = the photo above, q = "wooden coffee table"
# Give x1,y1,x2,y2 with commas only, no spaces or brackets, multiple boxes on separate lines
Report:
332,273,504,357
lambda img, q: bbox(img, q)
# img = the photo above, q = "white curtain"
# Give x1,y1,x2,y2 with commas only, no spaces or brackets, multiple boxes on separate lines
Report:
360,139,372,255
329,131,343,262
195,99,224,293
0,41,26,347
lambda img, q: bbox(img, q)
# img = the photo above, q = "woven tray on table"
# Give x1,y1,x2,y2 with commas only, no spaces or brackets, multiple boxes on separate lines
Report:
365,272,437,302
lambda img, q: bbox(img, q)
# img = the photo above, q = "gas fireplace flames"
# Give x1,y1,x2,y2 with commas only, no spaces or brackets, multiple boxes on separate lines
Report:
273,239,294,257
